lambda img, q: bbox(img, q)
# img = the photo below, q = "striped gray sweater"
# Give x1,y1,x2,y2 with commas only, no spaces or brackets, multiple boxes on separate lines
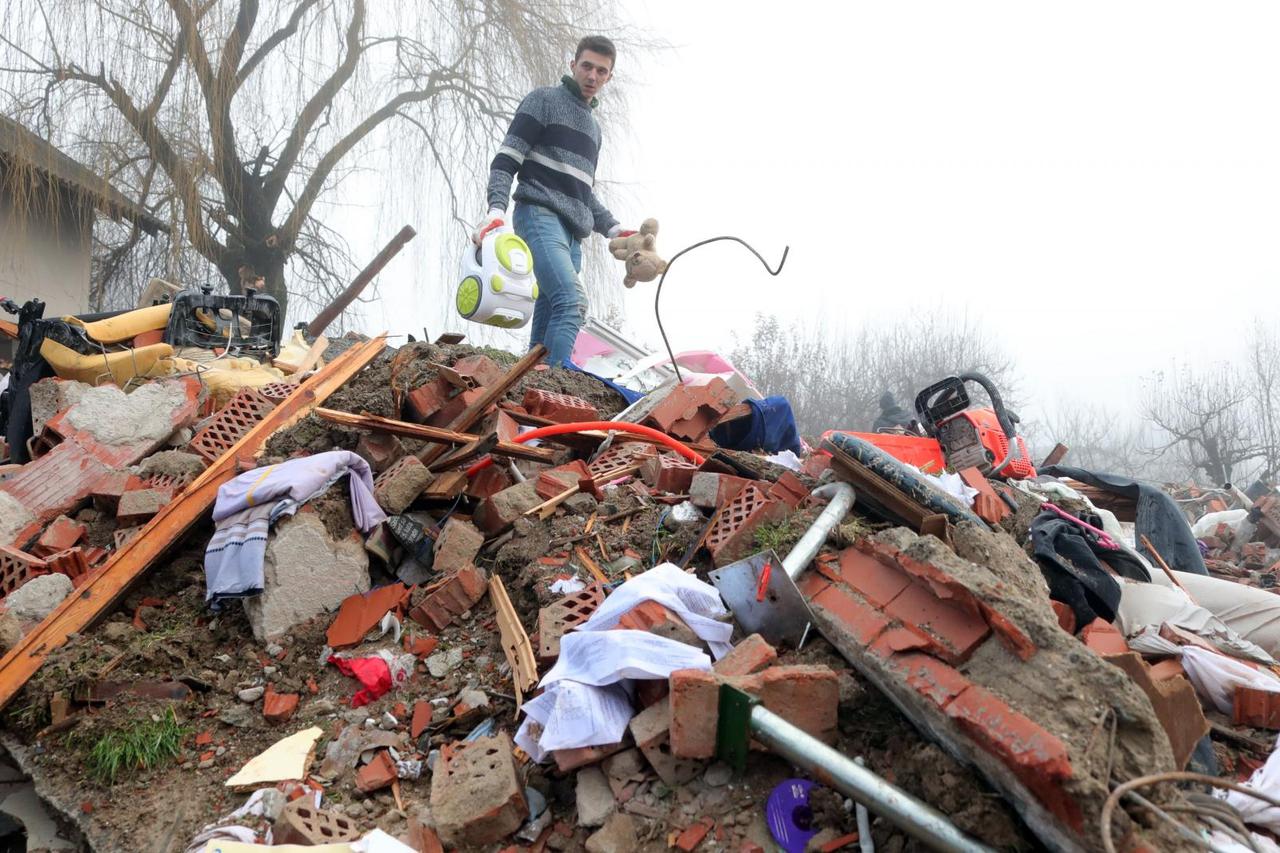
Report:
486,77,618,240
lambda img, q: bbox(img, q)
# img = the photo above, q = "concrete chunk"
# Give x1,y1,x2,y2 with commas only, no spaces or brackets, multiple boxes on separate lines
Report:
433,518,484,575
430,733,528,847
243,512,370,642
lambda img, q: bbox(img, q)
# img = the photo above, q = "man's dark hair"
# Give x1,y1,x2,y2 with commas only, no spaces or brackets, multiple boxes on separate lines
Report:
575,35,616,67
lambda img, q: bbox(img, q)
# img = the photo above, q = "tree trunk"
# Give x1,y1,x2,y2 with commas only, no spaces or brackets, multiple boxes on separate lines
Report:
216,247,288,344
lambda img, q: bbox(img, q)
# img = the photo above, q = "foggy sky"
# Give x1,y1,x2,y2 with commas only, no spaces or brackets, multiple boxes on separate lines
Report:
354,1,1280,430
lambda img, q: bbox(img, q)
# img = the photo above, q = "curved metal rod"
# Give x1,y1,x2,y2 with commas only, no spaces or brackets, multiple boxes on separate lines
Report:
653,236,789,384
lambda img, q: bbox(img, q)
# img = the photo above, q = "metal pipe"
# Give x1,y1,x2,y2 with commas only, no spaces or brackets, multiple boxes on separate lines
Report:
782,482,855,580
749,706,993,853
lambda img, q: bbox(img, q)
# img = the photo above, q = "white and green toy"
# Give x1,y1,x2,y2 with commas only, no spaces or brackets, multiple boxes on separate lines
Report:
456,228,538,329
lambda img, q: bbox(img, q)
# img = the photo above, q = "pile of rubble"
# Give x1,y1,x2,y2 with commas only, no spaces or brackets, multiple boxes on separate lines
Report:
5,331,1280,852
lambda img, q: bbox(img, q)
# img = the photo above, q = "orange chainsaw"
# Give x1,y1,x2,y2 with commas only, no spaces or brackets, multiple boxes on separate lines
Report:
912,372,1036,480
823,372,1036,480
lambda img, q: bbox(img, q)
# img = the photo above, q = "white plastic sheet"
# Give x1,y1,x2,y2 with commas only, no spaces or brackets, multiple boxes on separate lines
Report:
1192,509,1250,539
918,470,978,507
1223,737,1280,835
575,562,734,658
1180,646,1280,714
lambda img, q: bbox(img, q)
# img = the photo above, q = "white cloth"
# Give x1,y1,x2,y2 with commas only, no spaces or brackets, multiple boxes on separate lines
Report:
1192,509,1250,539
1116,577,1274,664
1180,646,1280,714
574,562,734,658
1222,736,1280,835
212,450,384,529
205,451,386,605
518,630,713,756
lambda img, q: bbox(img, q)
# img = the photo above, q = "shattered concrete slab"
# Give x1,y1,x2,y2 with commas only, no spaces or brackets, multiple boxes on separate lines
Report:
799,523,1185,852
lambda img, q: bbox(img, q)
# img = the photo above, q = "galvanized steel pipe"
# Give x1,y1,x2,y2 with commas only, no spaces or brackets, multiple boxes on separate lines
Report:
782,481,856,580
748,706,994,853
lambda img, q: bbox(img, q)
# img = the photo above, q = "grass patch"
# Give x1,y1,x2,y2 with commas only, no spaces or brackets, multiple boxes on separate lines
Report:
72,707,188,785
753,516,802,555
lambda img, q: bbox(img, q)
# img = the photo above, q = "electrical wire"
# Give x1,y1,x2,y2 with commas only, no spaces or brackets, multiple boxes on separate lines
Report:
653,236,789,384
1100,771,1280,853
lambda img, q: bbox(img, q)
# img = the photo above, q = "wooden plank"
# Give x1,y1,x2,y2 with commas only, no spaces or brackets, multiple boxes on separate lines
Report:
419,344,547,468
0,335,388,711
428,434,499,472
314,408,554,465
488,575,538,709
1039,443,1069,468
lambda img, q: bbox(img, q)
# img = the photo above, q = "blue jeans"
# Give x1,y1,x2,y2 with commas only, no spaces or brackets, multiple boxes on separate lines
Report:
514,203,584,366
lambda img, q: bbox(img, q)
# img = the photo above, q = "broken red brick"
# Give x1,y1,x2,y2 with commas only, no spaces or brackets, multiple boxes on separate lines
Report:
706,483,789,567
537,582,606,663
958,468,1011,524
430,734,529,846
535,460,592,501
640,453,700,494
273,800,361,846
326,584,412,649
433,518,485,575
522,388,598,423
263,688,300,724
767,471,809,508
356,750,397,792
409,564,488,633
1080,618,1128,657
1234,685,1280,730
194,731,213,746
465,465,512,501
616,600,700,647
355,431,406,473
34,515,86,557
944,684,1079,829
373,455,433,515
411,701,433,739
405,635,439,658
1051,601,1076,634
689,471,753,510
426,387,488,429
669,664,839,758
116,488,169,526
714,633,777,677
406,379,452,423
674,818,714,852
643,379,737,443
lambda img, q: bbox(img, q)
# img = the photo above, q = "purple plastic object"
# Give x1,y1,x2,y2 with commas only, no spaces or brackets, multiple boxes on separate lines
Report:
767,778,819,853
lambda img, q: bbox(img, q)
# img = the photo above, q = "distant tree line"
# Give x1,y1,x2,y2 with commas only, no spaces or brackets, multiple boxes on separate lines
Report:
730,313,1280,489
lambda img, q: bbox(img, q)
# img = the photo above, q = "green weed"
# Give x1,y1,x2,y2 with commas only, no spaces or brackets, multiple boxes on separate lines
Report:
73,707,188,785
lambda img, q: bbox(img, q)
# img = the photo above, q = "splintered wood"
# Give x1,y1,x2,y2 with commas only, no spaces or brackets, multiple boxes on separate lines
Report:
489,575,538,709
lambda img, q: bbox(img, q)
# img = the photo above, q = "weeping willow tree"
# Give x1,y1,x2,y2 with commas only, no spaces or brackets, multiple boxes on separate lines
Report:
0,1,640,322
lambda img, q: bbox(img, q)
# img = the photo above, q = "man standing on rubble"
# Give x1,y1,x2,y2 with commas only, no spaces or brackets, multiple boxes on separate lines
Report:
473,35,635,368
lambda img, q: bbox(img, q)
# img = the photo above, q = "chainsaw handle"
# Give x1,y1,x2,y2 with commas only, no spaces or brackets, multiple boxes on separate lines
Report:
958,371,1024,475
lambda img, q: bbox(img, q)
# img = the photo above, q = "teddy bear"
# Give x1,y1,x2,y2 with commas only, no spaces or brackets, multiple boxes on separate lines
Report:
608,217,668,288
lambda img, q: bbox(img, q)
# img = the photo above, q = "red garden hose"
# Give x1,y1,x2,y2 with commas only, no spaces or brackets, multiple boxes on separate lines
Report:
465,421,705,477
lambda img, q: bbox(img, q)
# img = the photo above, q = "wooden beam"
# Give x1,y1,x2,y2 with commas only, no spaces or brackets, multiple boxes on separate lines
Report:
314,408,554,465
0,335,388,711
1039,443,1069,468
418,344,547,468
